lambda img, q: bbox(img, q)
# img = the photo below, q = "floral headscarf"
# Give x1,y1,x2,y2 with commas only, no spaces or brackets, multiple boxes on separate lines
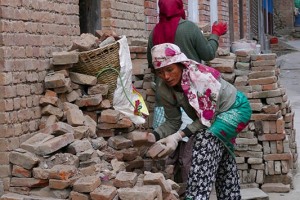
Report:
151,43,221,127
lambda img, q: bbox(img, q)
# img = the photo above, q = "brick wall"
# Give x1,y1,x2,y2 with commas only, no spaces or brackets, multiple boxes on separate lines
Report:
101,0,149,44
273,0,294,35
233,0,241,42
218,0,231,48
0,0,80,188
243,0,251,39
145,0,158,33
199,0,210,23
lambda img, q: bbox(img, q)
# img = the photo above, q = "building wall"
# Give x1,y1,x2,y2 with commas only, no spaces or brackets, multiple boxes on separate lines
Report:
101,0,150,44
273,0,295,35
233,0,241,42
243,0,251,39
145,0,159,34
218,0,231,48
0,0,80,188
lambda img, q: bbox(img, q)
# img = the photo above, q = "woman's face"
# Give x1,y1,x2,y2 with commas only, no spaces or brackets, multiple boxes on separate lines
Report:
156,63,182,87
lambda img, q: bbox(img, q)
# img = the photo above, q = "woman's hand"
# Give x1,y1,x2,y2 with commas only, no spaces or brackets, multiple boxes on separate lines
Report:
156,131,183,157
212,21,228,36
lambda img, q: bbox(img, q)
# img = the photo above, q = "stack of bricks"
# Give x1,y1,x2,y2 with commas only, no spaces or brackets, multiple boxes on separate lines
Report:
2,42,181,199
210,49,297,193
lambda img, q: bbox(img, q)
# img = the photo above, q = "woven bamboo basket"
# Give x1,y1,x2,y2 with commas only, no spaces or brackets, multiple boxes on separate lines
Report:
72,42,120,102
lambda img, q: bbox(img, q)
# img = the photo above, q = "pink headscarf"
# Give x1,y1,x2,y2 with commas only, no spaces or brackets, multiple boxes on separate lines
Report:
153,0,186,45
151,43,221,127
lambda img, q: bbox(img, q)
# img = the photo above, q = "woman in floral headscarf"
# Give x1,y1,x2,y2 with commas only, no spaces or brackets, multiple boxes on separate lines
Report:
149,43,251,200
147,0,228,184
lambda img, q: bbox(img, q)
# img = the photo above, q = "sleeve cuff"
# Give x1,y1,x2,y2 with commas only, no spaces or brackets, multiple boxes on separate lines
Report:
153,131,161,141
182,127,193,138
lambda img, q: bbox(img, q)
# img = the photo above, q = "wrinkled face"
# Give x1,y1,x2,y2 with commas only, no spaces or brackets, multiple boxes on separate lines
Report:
156,63,182,87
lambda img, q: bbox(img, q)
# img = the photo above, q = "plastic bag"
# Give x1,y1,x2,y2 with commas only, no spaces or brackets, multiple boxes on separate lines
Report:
132,87,149,118
112,36,148,125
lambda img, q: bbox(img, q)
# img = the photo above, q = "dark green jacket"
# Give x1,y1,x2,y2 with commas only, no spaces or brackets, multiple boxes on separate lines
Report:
147,19,219,69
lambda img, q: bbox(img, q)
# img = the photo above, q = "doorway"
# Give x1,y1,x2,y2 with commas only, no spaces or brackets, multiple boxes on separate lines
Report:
79,0,101,34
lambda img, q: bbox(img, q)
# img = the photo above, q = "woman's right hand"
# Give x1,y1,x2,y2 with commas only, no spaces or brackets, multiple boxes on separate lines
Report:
212,21,228,36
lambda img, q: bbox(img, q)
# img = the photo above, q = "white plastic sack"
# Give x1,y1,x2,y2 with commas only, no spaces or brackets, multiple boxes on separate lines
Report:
231,39,257,53
112,36,147,125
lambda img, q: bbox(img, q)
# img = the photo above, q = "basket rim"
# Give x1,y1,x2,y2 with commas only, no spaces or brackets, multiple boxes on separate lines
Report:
78,41,120,56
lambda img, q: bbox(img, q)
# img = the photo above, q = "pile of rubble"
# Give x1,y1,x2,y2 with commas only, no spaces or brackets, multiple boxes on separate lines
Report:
2,32,179,200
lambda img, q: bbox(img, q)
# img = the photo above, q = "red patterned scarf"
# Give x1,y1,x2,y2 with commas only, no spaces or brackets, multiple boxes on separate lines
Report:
153,0,186,45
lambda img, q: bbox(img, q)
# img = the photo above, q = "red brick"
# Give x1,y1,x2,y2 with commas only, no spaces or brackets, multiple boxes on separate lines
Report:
258,134,285,141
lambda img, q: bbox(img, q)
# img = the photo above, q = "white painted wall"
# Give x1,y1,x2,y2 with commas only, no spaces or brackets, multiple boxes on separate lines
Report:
188,0,199,23
210,0,218,26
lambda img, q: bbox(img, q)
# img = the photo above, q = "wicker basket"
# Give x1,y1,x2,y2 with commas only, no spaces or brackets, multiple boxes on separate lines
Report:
72,42,120,102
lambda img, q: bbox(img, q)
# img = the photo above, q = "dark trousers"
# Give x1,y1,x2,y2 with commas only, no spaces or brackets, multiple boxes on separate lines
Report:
185,131,241,200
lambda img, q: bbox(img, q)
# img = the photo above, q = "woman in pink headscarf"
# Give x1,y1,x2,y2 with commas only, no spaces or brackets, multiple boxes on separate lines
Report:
147,0,228,185
147,0,227,65
150,43,251,200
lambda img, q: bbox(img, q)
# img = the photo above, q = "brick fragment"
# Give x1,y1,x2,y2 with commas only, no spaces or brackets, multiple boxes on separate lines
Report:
70,72,97,86
32,168,50,180
209,58,235,73
263,153,292,161
107,135,133,150
49,179,70,189
113,171,138,188
73,175,101,193
21,133,54,153
44,73,66,89
143,172,172,193
67,139,93,155
127,131,156,146
66,108,85,126
48,165,77,180
70,191,90,200
99,109,120,124
9,149,39,170
88,84,109,95
39,122,74,136
41,105,63,119
12,165,31,178
52,51,79,65
71,33,98,52
261,183,290,193
147,142,166,158
35,133,74,156
117,185,161,200
90,185,117,200
251,53,277,61
258,134,285,141
10,177,48,188
248,76,277,86
75,94,102,107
